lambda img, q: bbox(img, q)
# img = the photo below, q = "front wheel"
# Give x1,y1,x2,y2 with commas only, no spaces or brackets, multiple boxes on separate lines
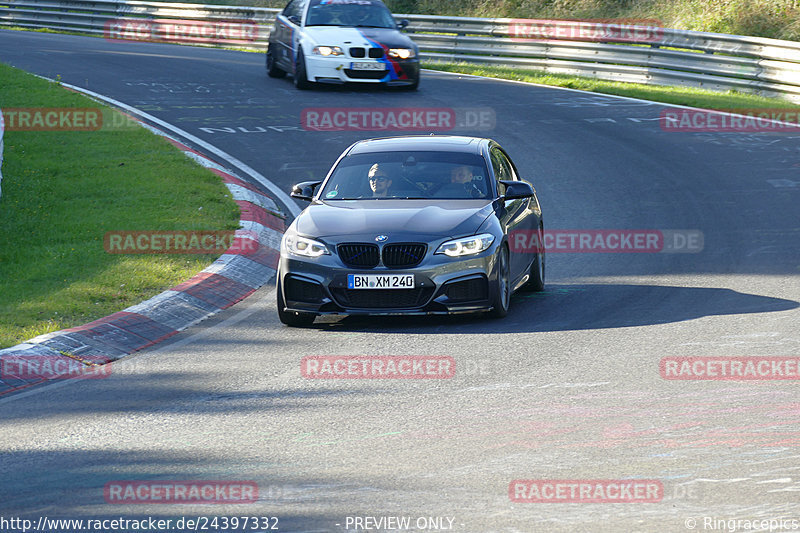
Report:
294,50,313,90
487,245,511,319
266,47,286,78
401,76,419,91
276,277,316,327
521,224,545,292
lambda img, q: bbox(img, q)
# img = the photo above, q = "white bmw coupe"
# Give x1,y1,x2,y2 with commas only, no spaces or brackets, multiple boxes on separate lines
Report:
266,0,420,90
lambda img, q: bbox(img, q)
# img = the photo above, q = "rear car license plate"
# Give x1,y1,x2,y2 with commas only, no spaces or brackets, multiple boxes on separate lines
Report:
347,274,414,289
350,62,386,71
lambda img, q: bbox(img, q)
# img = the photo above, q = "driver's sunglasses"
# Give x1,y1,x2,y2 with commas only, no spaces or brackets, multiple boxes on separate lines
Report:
369,175,388,182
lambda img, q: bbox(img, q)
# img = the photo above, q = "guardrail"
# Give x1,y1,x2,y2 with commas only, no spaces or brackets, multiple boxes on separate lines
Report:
2,0,800,102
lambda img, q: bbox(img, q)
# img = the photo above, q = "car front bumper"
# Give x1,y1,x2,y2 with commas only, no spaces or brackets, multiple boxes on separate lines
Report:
304,55,419,85
278,247,501,316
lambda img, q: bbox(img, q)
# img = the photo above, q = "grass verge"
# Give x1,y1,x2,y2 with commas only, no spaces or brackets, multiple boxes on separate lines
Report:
423,61,800,111
0,62,241,348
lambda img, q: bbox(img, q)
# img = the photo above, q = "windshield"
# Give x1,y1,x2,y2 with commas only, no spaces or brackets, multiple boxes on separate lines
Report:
319,151,492,200
305,0,397,28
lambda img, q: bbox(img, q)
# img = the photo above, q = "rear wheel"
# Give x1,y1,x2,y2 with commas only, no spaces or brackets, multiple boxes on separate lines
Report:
276,276,316,327
487,245,510,318
266,47,286,78
294,50,313,90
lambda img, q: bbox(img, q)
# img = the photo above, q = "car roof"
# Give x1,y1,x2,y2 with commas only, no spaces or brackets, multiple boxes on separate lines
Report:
347,135,489,155
304,0,390,16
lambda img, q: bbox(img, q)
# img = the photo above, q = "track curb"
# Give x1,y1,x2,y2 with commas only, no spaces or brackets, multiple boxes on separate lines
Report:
0,105,286,396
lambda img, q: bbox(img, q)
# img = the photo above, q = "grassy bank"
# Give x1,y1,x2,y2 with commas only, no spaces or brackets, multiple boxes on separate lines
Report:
173,0,800,42
386,0,800,41
0,63,240,348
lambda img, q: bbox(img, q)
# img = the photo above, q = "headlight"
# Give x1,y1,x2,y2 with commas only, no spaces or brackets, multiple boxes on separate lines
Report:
388,48,415,59
312,46,344,56
435,233,495,257
282,233,330,258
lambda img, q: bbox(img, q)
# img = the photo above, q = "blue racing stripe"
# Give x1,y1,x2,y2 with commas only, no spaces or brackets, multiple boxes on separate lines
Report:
355,29,407,82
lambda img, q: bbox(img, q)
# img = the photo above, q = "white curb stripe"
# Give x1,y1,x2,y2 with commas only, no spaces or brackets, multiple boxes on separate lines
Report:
226,183,281,213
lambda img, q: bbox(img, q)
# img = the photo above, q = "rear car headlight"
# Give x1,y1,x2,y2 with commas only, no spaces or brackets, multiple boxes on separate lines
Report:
282,233,330,258
435,233,495,257
388,48,415,59
312,46,344,56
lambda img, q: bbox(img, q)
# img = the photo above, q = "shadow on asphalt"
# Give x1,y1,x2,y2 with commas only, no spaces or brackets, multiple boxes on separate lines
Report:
307,283,799,334
0,444,374,531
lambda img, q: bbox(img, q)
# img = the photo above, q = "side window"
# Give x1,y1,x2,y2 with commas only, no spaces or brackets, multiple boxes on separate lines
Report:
283,0,304,21
499,150,519,181
490,147,512,196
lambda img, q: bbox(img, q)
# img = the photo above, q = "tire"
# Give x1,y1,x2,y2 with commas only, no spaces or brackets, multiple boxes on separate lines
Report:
276,276,316,327
266,47,286,78
487,245,511,319
401,76,419,91
293,50,313,90
521,223,545,292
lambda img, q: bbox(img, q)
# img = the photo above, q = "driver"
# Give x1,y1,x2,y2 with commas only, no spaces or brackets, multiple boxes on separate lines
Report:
350,3,376,25
368,163,392,197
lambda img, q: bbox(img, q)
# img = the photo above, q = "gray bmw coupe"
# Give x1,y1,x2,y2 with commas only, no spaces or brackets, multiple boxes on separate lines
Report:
276,135,544,326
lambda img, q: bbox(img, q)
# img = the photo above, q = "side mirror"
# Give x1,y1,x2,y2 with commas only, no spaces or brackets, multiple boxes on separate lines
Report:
500,180,534,200
291,180,322,201
287,15,301,25
397,19,409,29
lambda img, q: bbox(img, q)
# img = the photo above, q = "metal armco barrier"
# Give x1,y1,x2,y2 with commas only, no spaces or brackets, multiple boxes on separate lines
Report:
0,109,5,201
3,0,800,102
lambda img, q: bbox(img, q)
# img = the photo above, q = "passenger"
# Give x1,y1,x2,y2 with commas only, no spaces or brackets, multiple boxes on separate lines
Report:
431,165,481,198
450,165,474,184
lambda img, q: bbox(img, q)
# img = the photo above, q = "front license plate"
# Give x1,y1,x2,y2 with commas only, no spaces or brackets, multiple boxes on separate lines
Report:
347,274,414,289
350,61,386,71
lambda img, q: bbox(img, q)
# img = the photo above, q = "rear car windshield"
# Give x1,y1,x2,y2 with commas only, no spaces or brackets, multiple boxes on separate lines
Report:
319,151,492,200
306,0,397,28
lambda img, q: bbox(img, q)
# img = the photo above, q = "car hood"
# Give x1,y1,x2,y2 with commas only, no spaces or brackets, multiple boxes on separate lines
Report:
293,200,494,241
302,26,416,51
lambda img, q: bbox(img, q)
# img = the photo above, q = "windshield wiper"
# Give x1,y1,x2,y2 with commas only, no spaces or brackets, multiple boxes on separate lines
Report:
325,197,429,200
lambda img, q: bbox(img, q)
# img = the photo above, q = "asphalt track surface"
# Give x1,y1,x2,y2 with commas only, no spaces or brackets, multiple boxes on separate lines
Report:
1,29,799,533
